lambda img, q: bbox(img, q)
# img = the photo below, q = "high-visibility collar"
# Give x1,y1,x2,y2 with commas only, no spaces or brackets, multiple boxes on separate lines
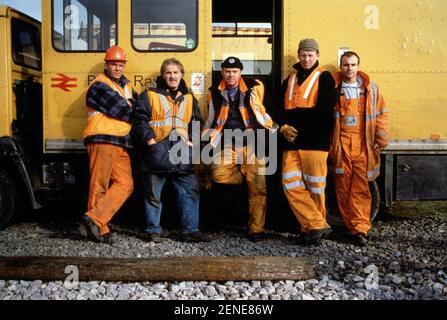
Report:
284,66,325,109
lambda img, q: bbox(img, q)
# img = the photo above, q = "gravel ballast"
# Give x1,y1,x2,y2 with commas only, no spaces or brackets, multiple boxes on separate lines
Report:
0,212,445,300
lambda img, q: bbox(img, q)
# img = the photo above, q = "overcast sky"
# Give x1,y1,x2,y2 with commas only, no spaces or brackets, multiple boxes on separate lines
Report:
0,0,41,20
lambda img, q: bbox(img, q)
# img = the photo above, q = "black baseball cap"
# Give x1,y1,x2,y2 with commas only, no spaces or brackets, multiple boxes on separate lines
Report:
221,56,243,70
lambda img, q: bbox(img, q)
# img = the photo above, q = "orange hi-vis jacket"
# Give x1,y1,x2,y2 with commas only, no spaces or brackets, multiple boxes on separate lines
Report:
203,77,276,147
83,73,132,138
284,66,325,110
330,71,389,181
144,88,195,142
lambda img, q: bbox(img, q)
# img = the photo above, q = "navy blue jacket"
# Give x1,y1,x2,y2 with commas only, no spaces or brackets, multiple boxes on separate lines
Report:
133,77,201,174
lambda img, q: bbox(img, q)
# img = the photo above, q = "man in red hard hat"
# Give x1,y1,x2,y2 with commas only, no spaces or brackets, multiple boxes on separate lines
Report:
79,45,137,243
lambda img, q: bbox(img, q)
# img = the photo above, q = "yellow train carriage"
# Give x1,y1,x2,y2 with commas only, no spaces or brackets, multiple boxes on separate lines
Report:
0,6,41,138
42,0,212,152
0,0,446,229
283,0,447,144
281,0,447,204
0,6,42,228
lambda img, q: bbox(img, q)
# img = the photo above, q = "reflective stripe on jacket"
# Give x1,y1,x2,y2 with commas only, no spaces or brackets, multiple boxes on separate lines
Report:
330,71,389,181
145,89,194,142
284,66,325,109
83,73,132,138
203,77,275,147
134,79,199,174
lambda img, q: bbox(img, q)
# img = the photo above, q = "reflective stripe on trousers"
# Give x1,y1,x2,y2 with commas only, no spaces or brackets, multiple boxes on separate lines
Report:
282,150,330,233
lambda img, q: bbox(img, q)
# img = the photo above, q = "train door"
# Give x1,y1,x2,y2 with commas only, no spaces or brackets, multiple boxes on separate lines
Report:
205,1,292,230
211,0,281,97
10,16,43,157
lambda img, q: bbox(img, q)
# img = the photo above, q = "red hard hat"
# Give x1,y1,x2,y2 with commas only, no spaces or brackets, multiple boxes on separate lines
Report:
104,45,127,62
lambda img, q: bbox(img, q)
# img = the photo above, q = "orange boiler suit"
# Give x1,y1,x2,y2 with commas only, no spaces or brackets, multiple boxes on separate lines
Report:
330,71,389,236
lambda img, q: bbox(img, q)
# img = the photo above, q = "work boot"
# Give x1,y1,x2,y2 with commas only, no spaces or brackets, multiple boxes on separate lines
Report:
303,227,332,245
248,232,266,242
160,229,170,238
353,233,368,247
143,229,169,243
295,233,307,245
101,233,115,245
179,231,211,243
144,233,162,243
79,215,102,242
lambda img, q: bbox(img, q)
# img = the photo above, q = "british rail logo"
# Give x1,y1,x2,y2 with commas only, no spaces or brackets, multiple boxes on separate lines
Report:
51,73,78,92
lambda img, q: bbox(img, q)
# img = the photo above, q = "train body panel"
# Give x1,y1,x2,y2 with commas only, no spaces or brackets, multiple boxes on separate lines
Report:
0,0,446,229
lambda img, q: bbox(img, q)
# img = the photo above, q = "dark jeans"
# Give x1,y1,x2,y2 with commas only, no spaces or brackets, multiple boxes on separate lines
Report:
142,173,200,234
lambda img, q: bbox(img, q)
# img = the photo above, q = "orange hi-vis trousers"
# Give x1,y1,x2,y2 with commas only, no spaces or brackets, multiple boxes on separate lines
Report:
334,97,371,236
86,143,134,235
210,145,267,234
282,150,330,233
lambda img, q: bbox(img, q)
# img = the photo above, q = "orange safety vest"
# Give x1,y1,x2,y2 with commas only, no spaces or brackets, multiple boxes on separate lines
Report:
145,89,194,142
203,78,274,146
283,66,325,109
83,73,132,138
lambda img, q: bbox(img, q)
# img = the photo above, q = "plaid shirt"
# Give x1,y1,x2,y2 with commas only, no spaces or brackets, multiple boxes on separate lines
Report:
84,71,137,149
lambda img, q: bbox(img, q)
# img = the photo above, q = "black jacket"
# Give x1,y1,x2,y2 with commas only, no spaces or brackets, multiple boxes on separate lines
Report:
132,77,201,174
275,62,335,151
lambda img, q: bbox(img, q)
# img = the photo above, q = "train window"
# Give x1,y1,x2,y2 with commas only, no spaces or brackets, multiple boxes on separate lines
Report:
11,18,41,70
132,0,198,52
212,22,272,75
52,0,117,51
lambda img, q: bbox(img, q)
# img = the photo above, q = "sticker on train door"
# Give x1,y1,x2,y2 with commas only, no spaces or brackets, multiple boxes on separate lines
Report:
191,73,204,94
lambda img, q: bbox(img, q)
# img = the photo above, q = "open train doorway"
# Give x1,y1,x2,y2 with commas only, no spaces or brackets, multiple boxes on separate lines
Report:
211,0,281,97
205,1,293,232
